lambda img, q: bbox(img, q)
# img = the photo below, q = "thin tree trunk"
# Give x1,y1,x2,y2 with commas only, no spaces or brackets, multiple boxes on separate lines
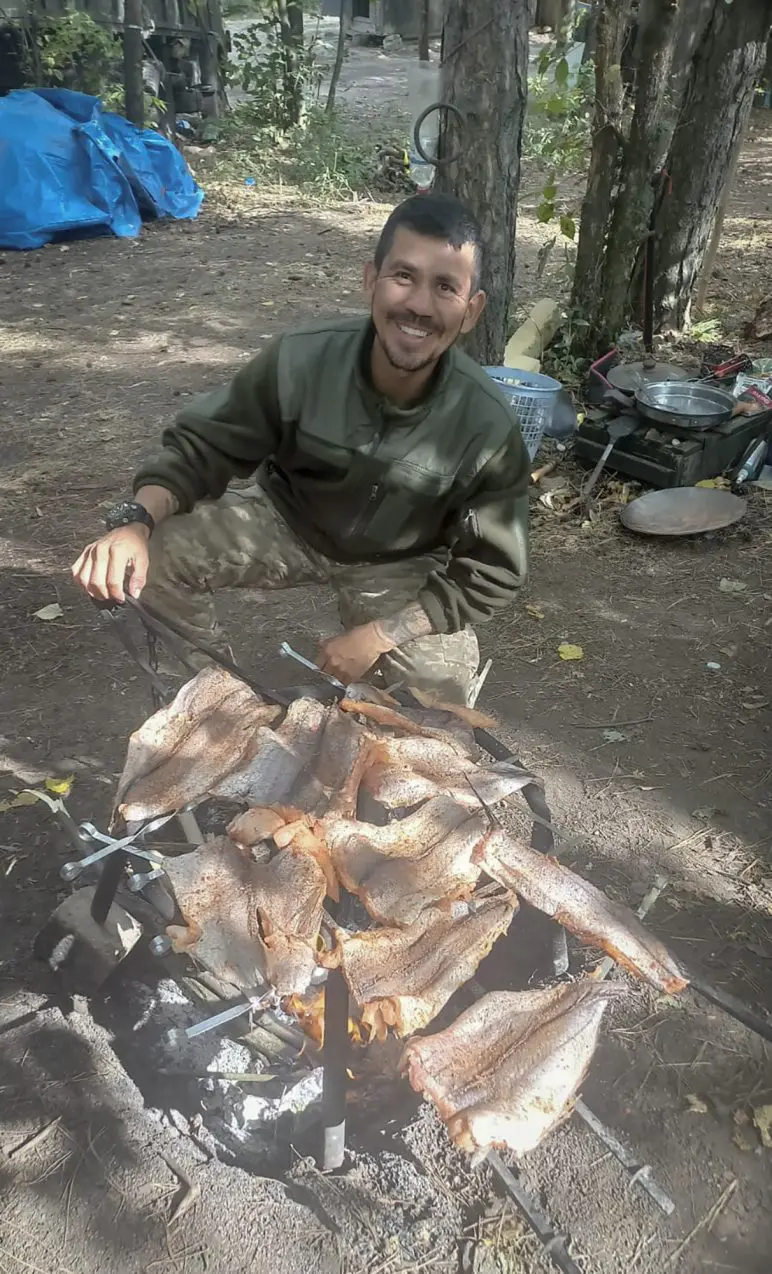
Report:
123,0,145,126
571,0,632,347
434,0,530,365
276,0,305,129
652,0,772,328
599,0,680,345
326,0,350,112
418,0,431,62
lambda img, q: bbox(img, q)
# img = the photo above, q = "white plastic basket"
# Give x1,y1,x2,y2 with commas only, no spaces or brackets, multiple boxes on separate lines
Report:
485,367,562,460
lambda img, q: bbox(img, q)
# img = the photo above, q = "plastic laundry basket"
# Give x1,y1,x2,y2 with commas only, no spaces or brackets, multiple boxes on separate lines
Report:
484,367,562,460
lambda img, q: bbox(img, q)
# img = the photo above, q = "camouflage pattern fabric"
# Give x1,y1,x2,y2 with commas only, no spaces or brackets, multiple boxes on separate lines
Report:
143,485,480,704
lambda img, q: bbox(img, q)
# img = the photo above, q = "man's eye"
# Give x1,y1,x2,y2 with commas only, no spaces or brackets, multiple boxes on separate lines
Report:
439,282,456,295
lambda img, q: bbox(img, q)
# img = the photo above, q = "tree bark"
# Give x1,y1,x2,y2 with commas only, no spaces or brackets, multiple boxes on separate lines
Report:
652,0,772,328
418,0,431,61
599,0,680,345
434,0,530,365
571,0,632,345
123,0,145,126
276,0,305,129
326,0,350,112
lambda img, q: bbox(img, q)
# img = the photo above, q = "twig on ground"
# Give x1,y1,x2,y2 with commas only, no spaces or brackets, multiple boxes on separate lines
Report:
159,1153,201,1226
6,1117,61,1160
664,1179,737,1269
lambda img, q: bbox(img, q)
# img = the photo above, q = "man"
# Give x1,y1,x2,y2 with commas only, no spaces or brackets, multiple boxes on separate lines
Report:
72,193,529,705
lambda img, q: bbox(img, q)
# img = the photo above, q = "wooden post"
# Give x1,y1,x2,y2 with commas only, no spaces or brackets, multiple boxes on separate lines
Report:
123,0,145,126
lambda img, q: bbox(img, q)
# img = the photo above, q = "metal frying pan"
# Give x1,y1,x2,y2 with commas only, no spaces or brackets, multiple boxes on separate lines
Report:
635,381,736,430
620,487,747,537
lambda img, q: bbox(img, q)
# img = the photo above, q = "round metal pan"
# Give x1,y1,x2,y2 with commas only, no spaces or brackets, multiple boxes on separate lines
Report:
620,487,747,537
635,380,736,430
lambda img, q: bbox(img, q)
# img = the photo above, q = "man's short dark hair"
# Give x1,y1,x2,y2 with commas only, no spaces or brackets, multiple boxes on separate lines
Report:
374,193,485,292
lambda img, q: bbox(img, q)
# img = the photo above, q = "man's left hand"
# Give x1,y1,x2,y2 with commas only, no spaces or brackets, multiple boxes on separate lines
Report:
317,622,393,685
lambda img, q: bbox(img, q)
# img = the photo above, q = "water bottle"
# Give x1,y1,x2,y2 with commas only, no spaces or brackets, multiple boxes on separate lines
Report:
408,149,434,194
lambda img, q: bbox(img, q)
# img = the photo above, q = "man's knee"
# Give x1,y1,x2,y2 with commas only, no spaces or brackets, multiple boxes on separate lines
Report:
380,629,479,706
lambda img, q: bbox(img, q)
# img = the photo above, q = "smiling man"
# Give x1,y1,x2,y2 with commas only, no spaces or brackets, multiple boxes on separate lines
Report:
72,194,530,705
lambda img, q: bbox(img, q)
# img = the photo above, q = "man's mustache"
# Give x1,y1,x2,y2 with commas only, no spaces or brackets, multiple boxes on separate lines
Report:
388,312,441,334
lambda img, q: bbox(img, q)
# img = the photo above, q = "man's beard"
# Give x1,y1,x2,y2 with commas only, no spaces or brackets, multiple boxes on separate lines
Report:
378,312,459,373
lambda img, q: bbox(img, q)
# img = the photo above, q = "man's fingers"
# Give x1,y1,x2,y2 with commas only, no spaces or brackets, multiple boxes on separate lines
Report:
128,554,148,598
104,547,129,603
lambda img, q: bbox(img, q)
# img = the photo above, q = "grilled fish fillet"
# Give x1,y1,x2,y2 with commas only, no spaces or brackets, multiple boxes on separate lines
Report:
320,795,471,895
360,809,490,926
402,982,618,1158
362,737,535,812
481,827,688,994
164,834,325,996
116,668,282,821
340,700,474,758
326,897,516,1039
163,836,267,990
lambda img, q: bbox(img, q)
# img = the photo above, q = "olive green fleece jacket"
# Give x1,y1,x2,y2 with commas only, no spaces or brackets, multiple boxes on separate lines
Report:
134,315,530,634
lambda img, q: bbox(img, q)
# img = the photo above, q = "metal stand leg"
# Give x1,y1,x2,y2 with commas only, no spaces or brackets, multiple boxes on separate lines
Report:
90,850,128,925
321,967,349,1171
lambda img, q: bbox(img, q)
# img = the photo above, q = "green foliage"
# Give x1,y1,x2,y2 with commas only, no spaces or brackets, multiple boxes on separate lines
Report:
36,12,119,97
524,55,594,173
230,9,321,136
208,102,411,201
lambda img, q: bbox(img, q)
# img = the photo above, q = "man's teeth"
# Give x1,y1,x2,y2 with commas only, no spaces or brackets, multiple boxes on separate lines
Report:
398,324,429,338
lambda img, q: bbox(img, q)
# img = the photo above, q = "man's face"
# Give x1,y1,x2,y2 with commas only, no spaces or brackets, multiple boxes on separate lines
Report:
365,227,486,374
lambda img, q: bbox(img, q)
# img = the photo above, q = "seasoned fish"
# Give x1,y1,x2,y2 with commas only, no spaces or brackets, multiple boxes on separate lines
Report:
313,708,367,799
402,982,618,1158
116,668,282,821
250,844,326,994
320,795,471,895
214,698,328,810
406,687,497,729
362,737,535,811
164,834,326,996
227,807,287,846
163,836,267,990
227,806,339,901
481,827,688,994
325,897,516,1039
340,699,473,757
361,810,490,926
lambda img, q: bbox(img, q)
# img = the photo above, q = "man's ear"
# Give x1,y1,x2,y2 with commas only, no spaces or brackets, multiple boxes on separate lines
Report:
364,261,377,298
461,290,487,335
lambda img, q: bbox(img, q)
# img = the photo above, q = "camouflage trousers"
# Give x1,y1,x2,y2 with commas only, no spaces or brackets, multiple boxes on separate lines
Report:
143,485,479,705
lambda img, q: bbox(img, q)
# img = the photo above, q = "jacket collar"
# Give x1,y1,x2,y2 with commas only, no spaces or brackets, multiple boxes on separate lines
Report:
354,319,455,420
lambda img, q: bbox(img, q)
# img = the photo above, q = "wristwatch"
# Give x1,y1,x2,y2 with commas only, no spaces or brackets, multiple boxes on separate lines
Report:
104,500,155,536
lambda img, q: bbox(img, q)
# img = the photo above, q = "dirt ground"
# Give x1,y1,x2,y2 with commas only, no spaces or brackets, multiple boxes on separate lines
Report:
1,46,772,1274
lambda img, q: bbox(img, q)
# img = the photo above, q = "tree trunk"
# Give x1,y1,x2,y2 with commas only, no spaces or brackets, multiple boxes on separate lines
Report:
434,0,530,365
571,0,632,346
652,0,772,328
277,0,305,129
123,0,145,126
326,0,350,112
418,0,431,61
599,0,680,345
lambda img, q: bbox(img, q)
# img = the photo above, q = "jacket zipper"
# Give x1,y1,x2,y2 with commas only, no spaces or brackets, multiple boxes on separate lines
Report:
348,407,387,538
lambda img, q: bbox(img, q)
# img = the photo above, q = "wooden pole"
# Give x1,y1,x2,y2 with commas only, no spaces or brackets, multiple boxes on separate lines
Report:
123,0,144,126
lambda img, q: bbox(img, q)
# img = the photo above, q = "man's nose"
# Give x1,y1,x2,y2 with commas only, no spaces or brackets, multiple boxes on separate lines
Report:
406,278,434,317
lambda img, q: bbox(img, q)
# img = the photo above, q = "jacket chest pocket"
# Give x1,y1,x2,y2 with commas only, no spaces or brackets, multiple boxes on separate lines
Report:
363,466,457,545
282,426,352,482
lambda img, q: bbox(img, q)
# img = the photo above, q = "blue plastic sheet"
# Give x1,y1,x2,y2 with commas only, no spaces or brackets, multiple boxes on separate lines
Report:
0,89,203,251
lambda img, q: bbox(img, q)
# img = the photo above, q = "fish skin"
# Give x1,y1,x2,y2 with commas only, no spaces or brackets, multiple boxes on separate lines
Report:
363,753,537,812
360,810,491,926
340,699,474,757
402,982,619,1157
330,897,516,1039
116,668,282,821
320,795,471,896
481,827,688,994
227,807,287,846
251,845,326,995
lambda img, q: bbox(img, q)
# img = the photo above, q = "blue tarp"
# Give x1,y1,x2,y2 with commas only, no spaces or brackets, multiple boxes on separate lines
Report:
0,89,203,251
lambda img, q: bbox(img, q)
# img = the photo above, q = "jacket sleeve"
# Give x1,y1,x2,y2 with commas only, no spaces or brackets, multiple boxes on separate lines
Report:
132,338,283,513
418,426,530,634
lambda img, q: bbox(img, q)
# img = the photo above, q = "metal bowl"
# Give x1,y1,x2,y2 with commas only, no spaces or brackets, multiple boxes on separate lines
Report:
635,380,736,429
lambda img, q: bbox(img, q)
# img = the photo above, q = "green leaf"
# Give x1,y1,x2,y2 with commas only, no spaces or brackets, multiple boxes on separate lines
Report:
559,213,576,241
537,201,555,224
555,58,570,87
543,182,558,201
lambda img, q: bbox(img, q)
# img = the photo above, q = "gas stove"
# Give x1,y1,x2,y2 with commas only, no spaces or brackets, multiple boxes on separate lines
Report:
573,408,764,489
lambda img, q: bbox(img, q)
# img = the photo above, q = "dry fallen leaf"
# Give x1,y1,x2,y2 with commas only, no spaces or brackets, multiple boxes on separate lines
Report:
45,776,73,797
752,1104,772,1148
685,1093,709,1115
525,604,545,620
33,603,63,621
0,791,42,814
558,643,584,662
718,578,747,594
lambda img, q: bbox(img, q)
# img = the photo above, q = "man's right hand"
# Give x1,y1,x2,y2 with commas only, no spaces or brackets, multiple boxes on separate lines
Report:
71,525,151,604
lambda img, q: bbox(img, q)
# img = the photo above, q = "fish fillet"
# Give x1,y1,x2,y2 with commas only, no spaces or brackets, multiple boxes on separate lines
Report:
340,700,473,757
213,698,329,810
227,806,339,902
481,827,688,994
362,738,535,812
360,810,490,926
250,845,326,994
116,668,282,821
406,687,497,729
402,982,618,1158
326,897,516,1039
163,837,267,990
320,795,471,895
227,807,287,846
